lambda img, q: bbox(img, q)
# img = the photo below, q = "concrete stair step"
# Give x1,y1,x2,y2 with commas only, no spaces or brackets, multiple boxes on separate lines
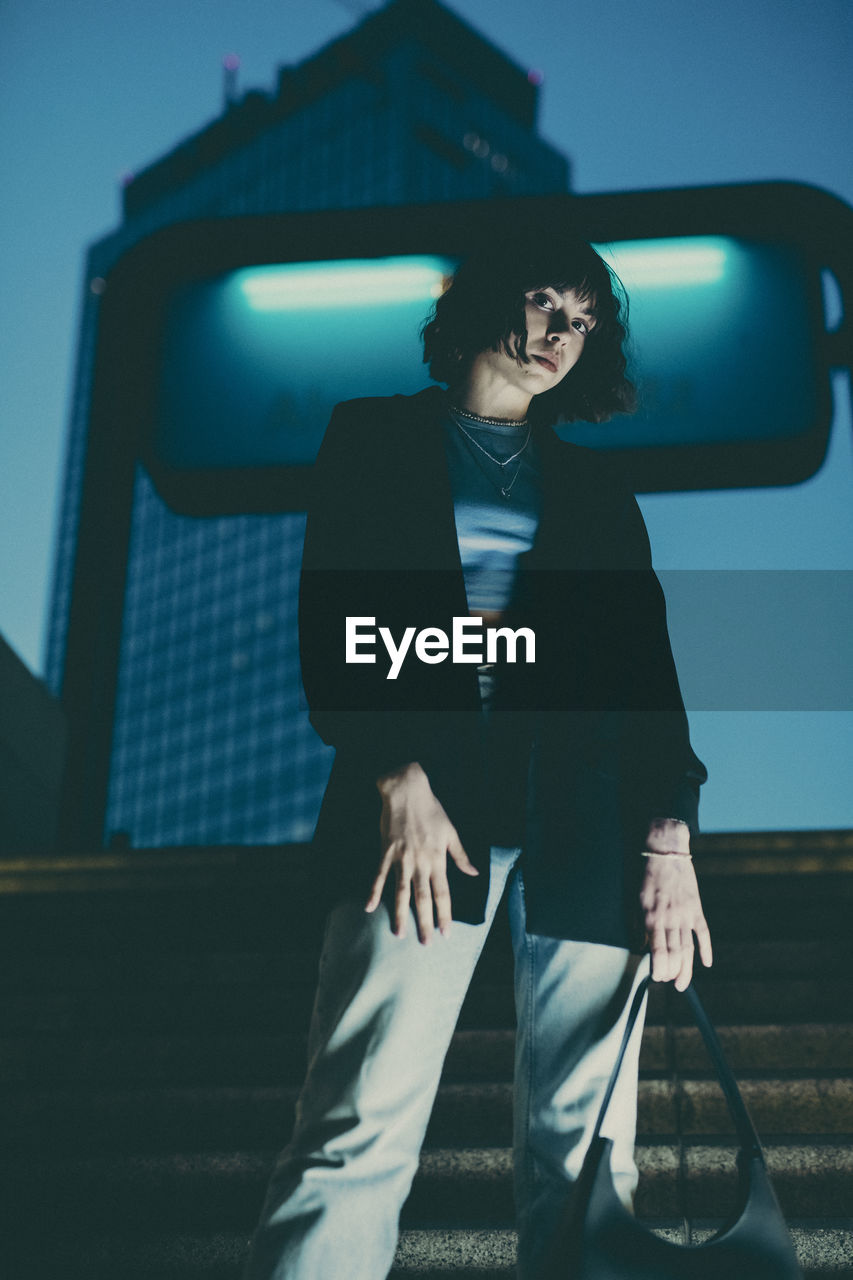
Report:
5,976,853,1036
3,936,849,990
652,980,853,1026
674,1075,853,1137
672,1023,853,1072
392,1226,853,1279
405,1145,853,1224
4,1226,851,1280
0,867,851,960
2,842,851,1277
2,1144,851,1234
4,1073,853,1156
5,1021,852,1088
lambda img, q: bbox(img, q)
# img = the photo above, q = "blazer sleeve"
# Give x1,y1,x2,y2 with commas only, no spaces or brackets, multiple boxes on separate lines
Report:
298,401,421,778
609,490,708,835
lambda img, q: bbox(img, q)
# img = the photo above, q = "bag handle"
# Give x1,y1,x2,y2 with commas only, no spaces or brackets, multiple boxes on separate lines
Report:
592,978,763,1163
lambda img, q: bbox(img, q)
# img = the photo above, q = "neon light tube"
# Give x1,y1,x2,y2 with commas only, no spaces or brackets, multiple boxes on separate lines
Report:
238,259,447,310
597,238,729,287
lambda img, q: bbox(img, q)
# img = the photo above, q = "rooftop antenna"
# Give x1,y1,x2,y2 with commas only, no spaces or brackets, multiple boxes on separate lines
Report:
222,53,240,109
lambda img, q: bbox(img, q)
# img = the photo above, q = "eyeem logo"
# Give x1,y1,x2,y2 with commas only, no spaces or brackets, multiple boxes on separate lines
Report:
346,616,535,680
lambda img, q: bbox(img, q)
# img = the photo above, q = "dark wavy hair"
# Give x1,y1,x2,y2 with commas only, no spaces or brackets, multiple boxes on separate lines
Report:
421,238,636,424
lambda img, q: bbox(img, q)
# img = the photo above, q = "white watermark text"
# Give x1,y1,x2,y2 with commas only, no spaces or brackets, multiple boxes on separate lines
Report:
345,616,535,679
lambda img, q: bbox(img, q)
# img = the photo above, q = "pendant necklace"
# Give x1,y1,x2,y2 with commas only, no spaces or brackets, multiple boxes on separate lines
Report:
448,407,531,499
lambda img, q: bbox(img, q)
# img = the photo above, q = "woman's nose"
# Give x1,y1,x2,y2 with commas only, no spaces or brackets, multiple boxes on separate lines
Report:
546,312,571,343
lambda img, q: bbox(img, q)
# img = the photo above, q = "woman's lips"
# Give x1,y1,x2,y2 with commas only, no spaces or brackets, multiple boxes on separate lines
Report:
533,353,558,373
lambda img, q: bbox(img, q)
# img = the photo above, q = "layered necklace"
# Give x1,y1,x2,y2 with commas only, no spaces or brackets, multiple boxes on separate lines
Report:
448,404,531,499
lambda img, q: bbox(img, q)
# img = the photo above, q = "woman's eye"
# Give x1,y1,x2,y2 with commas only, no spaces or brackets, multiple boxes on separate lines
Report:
572,318,589,335
529,291,554,310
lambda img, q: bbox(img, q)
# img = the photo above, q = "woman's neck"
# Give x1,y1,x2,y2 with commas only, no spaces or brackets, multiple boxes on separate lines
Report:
450,368,532,423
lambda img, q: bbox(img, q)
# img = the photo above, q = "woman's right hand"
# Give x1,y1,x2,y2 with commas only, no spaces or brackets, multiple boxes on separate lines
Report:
366,761,479,944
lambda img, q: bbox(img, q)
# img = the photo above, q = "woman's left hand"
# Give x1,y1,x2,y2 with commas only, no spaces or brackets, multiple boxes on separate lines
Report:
639,819,713,991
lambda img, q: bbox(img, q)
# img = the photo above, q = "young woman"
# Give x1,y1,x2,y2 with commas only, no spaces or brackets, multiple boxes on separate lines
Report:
244,239,712,1279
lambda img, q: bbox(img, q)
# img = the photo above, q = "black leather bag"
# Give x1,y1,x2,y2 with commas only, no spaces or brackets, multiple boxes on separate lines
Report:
547,978,803,1279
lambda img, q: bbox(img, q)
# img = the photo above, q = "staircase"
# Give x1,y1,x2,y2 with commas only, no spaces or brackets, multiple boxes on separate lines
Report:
1,831,851,1278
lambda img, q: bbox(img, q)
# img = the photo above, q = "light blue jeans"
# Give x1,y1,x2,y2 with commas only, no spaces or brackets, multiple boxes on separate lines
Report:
243,845,649,1280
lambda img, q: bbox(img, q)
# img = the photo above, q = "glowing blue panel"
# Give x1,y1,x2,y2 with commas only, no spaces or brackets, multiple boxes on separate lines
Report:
600,238,728,287
237,259,450,310
153,239,819,470
555,237,818,451
155,256,455,469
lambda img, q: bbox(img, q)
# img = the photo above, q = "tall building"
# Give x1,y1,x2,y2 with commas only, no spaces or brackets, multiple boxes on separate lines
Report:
46,0,570,849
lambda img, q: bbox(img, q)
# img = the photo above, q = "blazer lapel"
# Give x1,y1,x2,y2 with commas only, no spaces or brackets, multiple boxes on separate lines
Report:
388,387,469,586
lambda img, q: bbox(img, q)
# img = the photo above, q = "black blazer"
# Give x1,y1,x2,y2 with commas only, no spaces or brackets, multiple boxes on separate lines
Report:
299,386,706,948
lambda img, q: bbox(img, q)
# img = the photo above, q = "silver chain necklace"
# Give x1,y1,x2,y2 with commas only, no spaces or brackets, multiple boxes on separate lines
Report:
448,408,531,499
448,403,529,428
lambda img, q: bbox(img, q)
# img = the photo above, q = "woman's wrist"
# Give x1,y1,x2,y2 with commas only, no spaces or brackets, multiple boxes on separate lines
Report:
644,816,691,856
376,760,427,796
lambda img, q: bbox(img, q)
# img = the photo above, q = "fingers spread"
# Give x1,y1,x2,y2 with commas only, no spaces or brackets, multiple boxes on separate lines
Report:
448,834,479,877
674,930,695,992
364,882,383,913
393,858,412,938
432,872,453,938
365,847,394,913
413,868,435,945
376,844,457,945
649,925,670,982
695,916,714,969
641,857,712,988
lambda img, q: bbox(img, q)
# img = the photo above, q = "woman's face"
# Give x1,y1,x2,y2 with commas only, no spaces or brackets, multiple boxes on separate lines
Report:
472,286,597,398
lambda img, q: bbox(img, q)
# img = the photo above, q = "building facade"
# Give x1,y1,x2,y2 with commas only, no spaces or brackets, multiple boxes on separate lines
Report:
46,0,570,849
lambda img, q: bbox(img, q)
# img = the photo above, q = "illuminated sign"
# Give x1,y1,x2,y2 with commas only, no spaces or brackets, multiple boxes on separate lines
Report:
152,237,818,476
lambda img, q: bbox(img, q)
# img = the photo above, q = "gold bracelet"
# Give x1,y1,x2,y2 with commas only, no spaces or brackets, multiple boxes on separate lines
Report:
641,850,692,860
